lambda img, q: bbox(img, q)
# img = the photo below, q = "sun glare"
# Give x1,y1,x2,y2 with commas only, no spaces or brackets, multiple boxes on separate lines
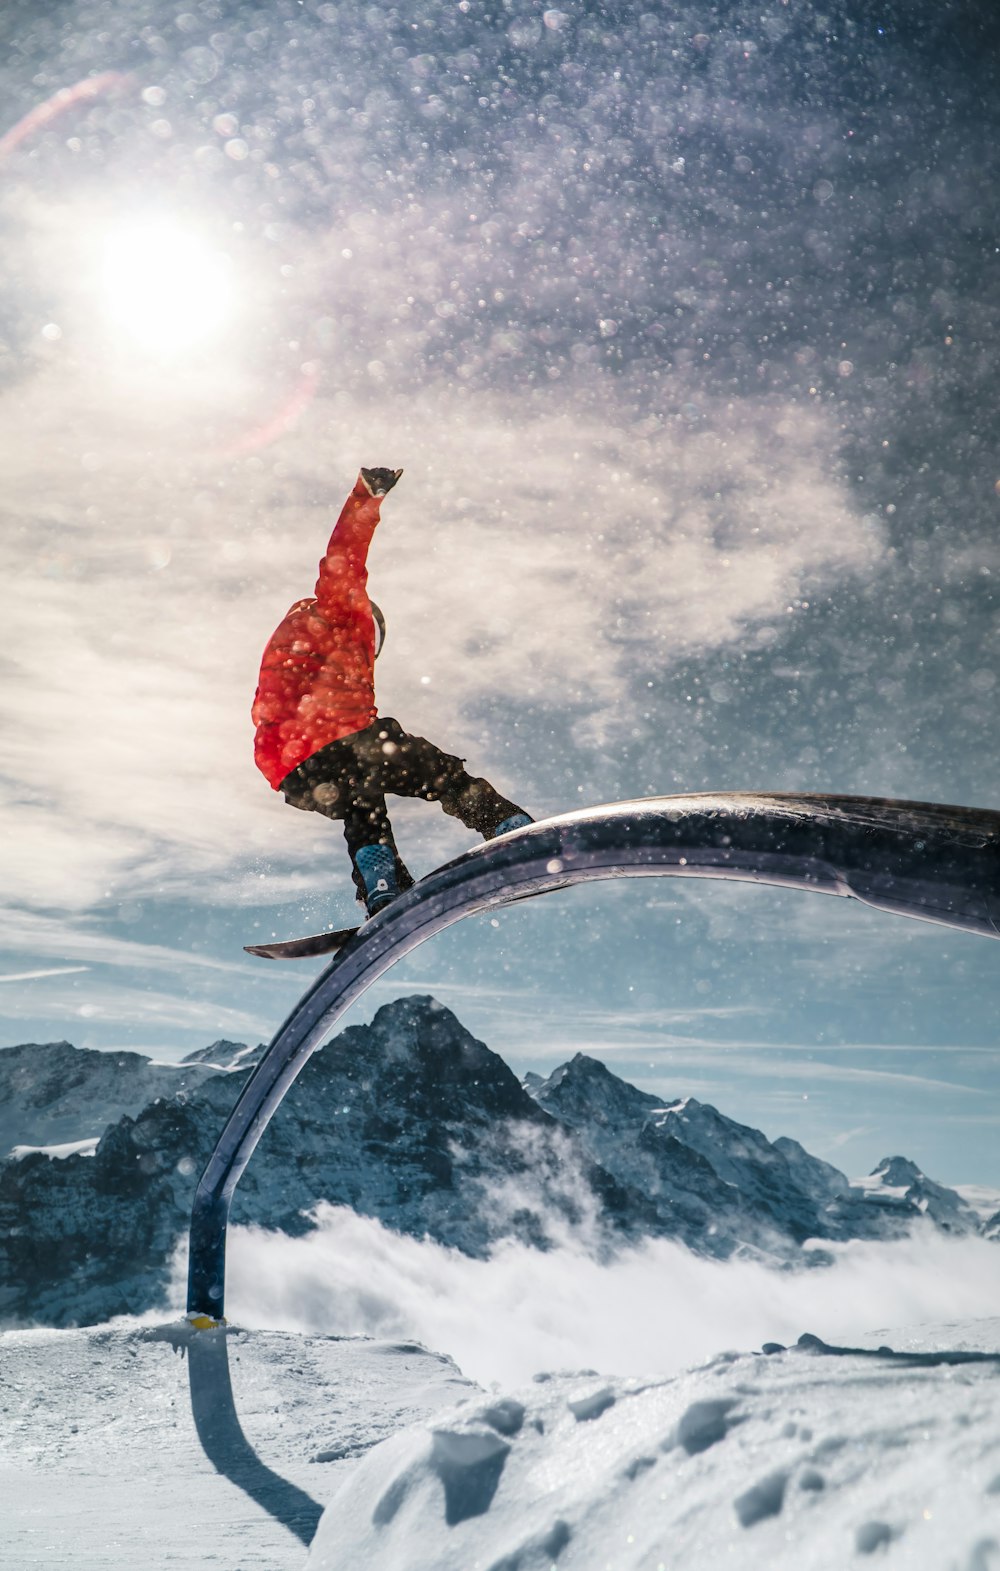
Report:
101,218,235,355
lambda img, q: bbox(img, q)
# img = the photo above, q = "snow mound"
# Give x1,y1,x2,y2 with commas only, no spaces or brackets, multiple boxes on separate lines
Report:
307,1318,1000,1571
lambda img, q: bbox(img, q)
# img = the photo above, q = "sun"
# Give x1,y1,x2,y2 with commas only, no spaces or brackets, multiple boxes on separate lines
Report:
100,217,236,356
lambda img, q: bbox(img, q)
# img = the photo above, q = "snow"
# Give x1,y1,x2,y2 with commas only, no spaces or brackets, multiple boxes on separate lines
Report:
307,1318,1000,1571
5,1009,1000,1566
6,1313,1000,1568
9,1137,98,1161
0,1323,472,1569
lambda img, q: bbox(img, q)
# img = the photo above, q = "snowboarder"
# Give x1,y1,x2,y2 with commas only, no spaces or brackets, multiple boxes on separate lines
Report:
252,467,533,917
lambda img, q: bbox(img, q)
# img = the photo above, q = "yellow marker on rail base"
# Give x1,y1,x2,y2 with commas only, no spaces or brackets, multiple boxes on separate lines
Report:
185,1311,227,1331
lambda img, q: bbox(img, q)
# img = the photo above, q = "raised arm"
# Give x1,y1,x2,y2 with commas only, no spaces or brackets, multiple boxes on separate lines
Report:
313,467,402,619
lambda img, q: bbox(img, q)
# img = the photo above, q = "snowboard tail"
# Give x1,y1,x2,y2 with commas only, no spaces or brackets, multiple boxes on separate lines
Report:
244,926,360,960
244,879,564,960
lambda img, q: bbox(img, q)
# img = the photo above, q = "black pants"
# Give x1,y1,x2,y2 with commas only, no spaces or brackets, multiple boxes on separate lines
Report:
280,717,525,894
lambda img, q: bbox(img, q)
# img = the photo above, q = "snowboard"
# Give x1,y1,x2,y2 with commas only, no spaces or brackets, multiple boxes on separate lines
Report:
245,925,361,960
244,881,563,961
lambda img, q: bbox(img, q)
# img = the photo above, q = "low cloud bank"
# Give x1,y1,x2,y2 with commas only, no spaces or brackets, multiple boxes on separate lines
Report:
219,1204,1000,1387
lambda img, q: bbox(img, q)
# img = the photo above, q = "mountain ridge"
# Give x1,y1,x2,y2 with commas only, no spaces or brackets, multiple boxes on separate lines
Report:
0,996,989,1327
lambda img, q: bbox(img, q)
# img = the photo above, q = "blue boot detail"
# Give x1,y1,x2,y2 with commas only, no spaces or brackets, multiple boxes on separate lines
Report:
490,812,533,838
353,843,400,917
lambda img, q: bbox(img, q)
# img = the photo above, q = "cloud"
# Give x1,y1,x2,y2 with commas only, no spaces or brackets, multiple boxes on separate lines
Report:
0,904,276,1042
629,1051,985,1097
216,1204,1000,1388
0,173,882,925
0,907,245,974
0,965,89,983
0,978,263,1036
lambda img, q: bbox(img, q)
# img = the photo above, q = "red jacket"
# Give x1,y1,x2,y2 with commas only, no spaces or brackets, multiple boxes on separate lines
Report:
252,475,384,788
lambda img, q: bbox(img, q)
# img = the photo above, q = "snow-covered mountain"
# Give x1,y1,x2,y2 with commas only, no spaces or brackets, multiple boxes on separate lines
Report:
526,1055,911,1255
0,997,988,1327
0,1038,257,1159
179,1040,264,1072
850,1154,982,1235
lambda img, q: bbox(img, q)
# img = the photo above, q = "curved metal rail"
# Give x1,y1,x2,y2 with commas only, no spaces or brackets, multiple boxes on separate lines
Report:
187,792,1000,1318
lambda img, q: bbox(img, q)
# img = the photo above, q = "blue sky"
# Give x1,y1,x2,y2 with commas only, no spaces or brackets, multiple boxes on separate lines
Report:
1,0,998,1186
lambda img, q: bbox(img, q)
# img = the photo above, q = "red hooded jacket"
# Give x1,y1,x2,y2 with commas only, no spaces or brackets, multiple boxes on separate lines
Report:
252,475,385,788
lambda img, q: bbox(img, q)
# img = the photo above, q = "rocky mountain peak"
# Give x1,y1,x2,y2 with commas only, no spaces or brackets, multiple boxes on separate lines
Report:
179,1040,261,1071
0,1037,225,1158
859,1155,978,1236
327,995,544,1125
529,1053,664,1127
872,1155,924,1187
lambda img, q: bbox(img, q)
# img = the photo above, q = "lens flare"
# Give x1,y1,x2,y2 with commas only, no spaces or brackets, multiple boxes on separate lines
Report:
101,218,235,355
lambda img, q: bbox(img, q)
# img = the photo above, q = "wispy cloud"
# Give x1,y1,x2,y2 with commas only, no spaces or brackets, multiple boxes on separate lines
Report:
624,1051,986,1098
0,908,248,974
0,965,89,983
0,986,263,1047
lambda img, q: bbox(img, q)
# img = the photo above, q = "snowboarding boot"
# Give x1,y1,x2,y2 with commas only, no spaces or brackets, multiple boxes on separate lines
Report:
353,843,400,917
360,466,403,497
490,812,533,838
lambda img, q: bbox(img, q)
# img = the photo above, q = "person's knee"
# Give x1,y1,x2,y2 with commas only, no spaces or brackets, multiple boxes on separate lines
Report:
312,781,343,810
284,780,344,815
283,787,315,812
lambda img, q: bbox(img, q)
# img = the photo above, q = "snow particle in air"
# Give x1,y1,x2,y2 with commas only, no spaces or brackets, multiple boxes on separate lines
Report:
183,46,218,84
508,18,542,47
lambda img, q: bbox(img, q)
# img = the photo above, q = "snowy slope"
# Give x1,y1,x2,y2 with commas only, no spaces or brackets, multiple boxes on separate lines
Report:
307,1317,1000,1571
0,1323,472,1570
9,1313,999,1570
